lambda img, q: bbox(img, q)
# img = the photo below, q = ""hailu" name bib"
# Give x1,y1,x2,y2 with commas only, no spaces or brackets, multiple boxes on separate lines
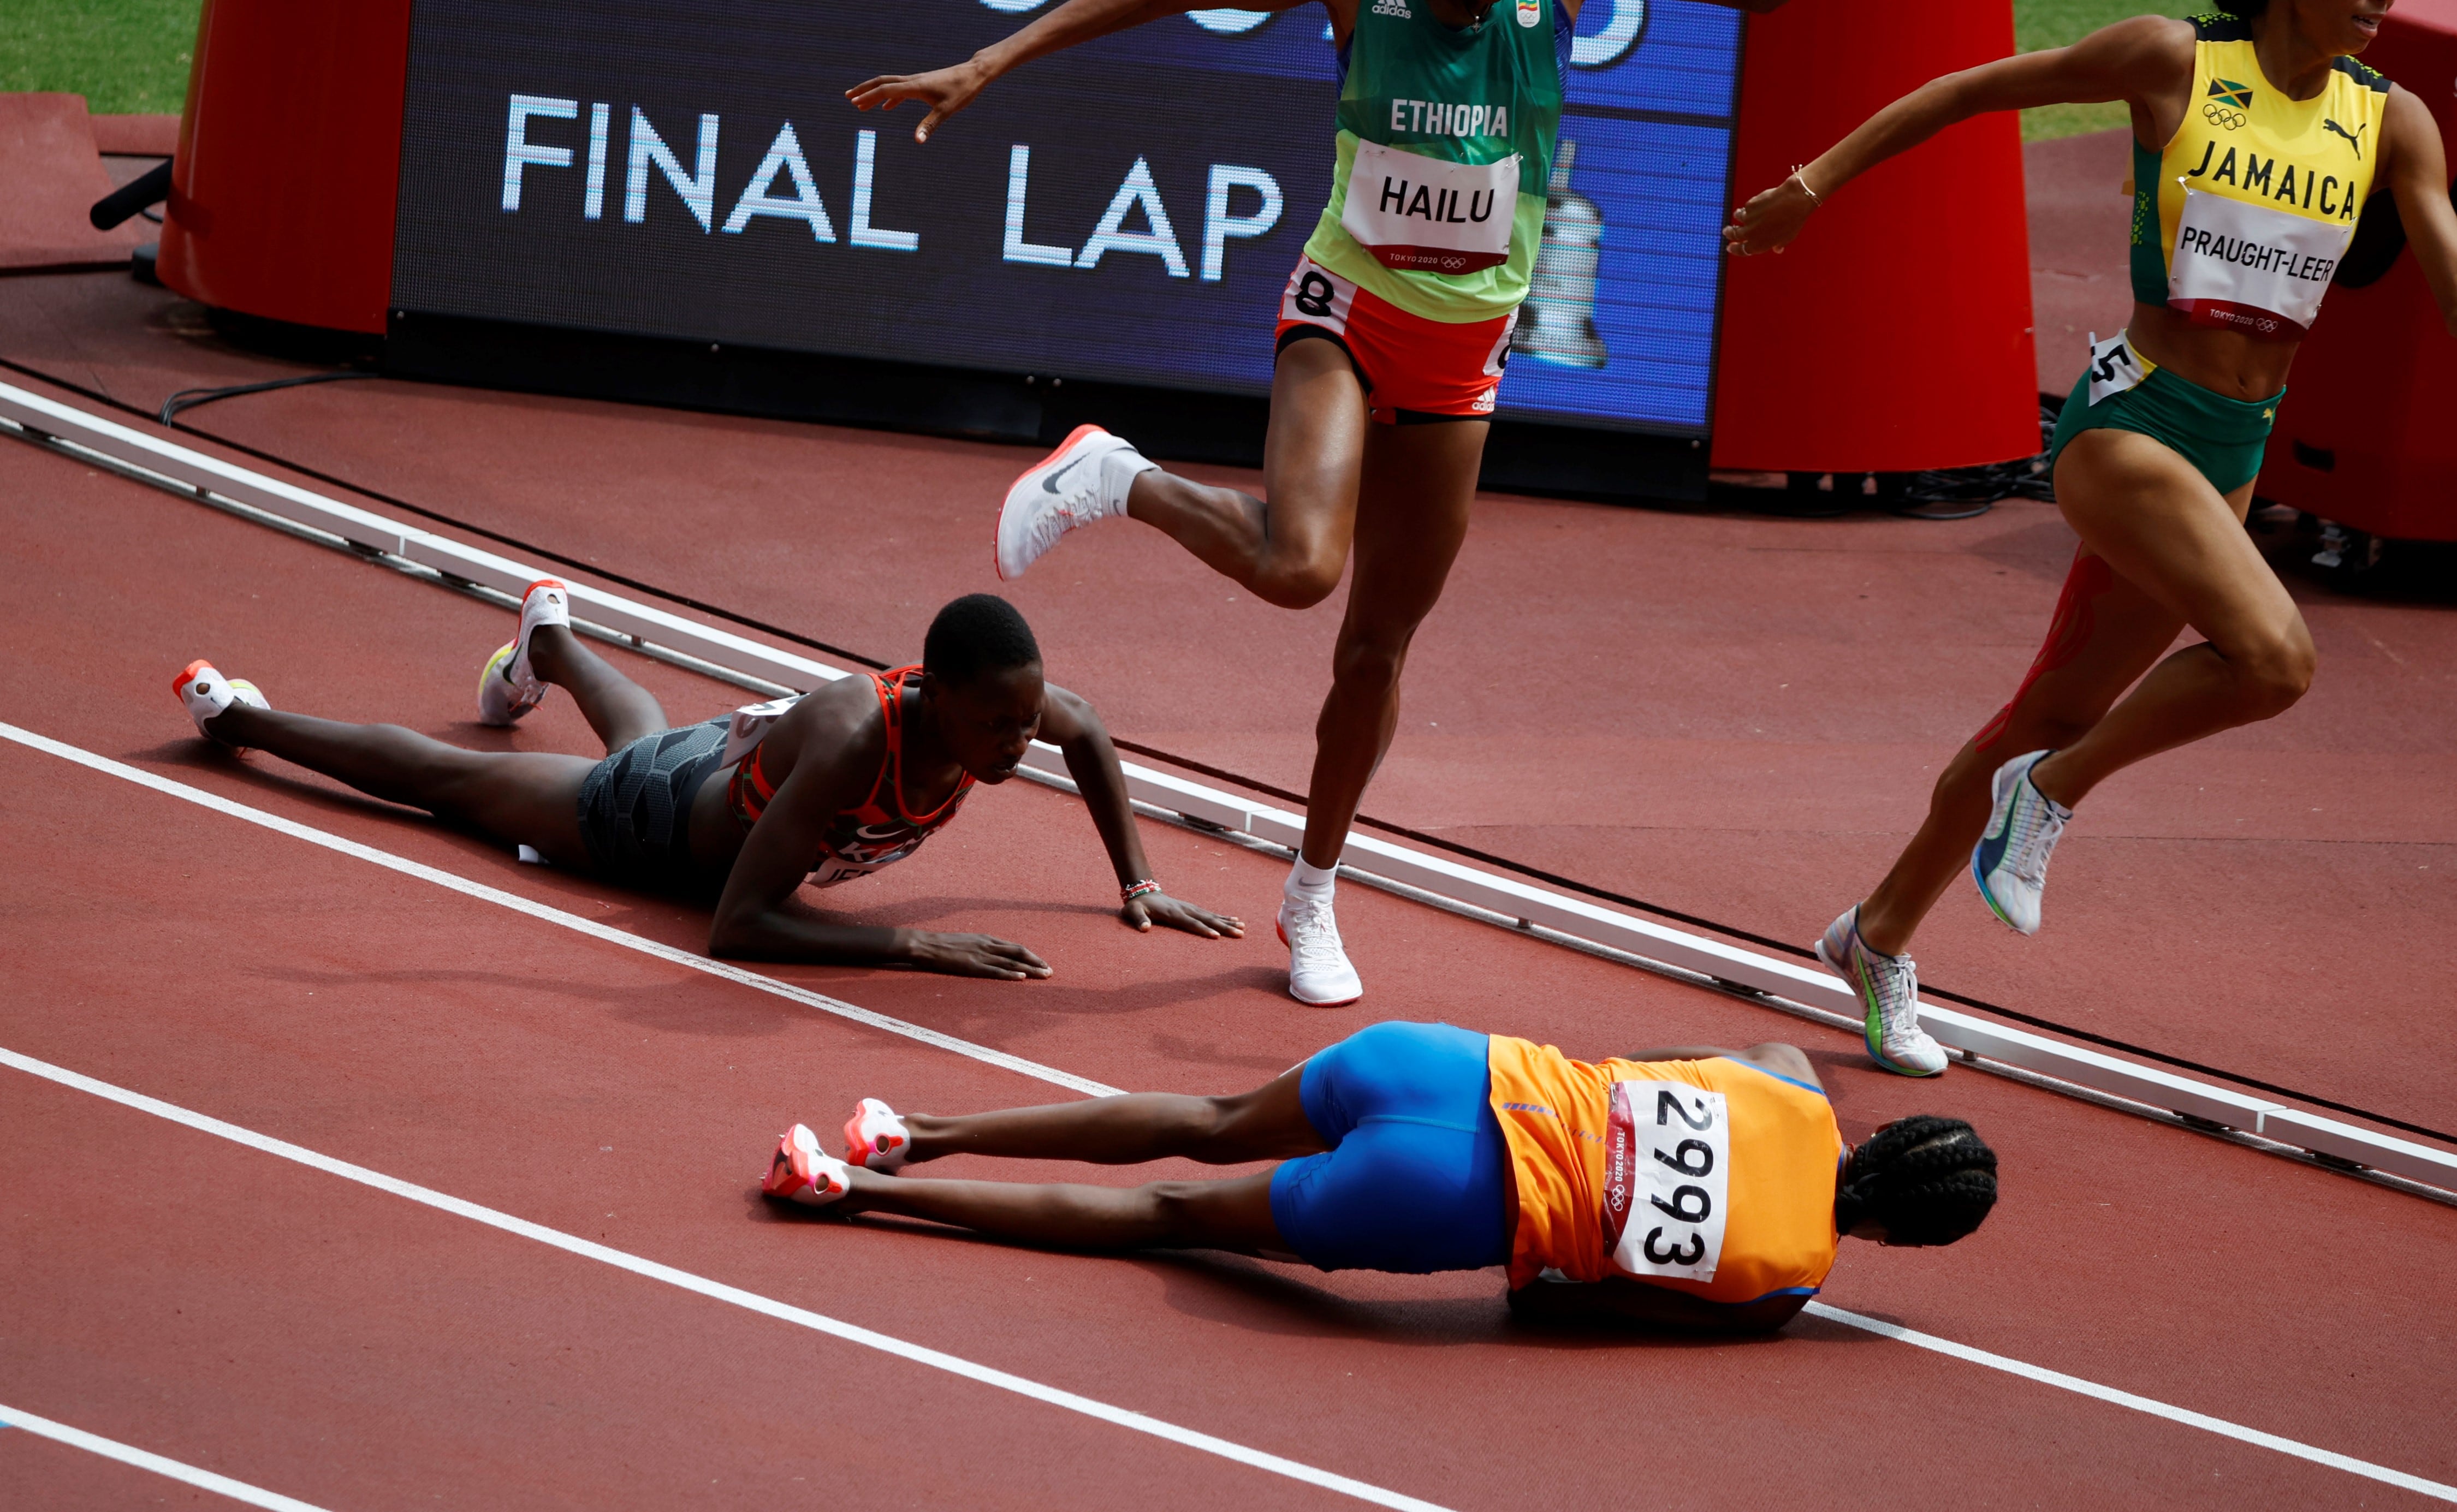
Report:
1339,140,1520,275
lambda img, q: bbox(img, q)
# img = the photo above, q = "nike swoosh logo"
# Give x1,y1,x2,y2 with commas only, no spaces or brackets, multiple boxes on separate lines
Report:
1042,455,1091,495
1976,811,2013,876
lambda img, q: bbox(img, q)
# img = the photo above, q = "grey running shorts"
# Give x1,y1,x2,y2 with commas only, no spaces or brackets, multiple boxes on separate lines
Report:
575,717,731,893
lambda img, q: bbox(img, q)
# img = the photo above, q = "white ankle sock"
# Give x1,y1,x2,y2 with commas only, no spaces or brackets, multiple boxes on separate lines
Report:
1287,857,1338,897
1097,445,1158,519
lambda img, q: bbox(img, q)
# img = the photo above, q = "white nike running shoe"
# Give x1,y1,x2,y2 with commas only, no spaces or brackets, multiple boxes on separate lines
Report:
477,579,571,727
173,659,269,751
1817,906,1946,1078
1278,890,1362,1007
1972,749,2072,936
995,424,1142,581
761,1123,852,1209
842,1097,913,1172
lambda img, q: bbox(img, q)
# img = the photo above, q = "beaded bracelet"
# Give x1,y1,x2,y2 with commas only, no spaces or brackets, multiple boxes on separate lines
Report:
1121,879,1161,904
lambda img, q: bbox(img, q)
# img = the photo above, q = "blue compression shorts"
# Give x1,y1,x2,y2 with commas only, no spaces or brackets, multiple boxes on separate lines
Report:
1267,1021,1511,1274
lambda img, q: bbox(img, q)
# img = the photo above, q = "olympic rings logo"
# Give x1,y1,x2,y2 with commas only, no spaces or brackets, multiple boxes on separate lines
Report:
2203,102,2247,130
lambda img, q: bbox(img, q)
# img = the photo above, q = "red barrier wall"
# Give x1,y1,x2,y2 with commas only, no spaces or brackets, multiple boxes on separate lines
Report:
2254,0,2457,543
158,0,413,336
1711,0,2039,473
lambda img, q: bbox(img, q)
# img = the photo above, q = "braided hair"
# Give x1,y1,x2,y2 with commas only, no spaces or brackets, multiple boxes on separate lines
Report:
1834,1116,1998,1247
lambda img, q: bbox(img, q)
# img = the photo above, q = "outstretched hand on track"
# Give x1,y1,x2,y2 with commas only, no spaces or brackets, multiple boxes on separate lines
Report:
910,931,1053,980
1122,892,1245,940
846,62,988,144
1723,177,1817,257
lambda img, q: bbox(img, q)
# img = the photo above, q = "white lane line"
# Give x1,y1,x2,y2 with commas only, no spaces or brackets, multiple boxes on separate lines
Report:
0,1047,1452,1512
6,722,2450,1501
1804,1303,2457,1503
0,1400,335,1511
0,722,1119,1099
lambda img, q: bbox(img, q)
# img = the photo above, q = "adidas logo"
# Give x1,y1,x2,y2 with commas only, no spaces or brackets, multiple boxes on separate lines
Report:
1372,0,1411,16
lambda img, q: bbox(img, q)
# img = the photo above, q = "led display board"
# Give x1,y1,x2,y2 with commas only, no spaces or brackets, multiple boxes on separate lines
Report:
392,0,1741,433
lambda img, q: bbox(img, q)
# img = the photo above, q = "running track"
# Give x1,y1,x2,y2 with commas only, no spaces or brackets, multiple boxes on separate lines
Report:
7,269,2455,1142
5,402,2456,1507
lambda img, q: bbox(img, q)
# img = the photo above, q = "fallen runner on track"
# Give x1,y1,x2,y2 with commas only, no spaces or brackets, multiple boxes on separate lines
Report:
762,1020,1996,1332
173,587,1241,978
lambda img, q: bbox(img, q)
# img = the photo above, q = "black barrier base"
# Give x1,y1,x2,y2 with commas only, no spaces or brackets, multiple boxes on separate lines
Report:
382,311,1707,504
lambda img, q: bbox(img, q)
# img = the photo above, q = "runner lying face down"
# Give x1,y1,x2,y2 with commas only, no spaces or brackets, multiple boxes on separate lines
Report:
762,1021,1996,1332
173,588,1241,978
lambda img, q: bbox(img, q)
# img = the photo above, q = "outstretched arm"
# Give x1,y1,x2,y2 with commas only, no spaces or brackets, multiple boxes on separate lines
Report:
2382,85,2457,337
1038,686,1245,939
848,0,1332,144
1725,15,2190,256
1618,1042,1819,1089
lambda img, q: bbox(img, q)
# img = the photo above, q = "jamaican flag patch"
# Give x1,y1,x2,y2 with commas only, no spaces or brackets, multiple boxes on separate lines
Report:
2207,78,2254,109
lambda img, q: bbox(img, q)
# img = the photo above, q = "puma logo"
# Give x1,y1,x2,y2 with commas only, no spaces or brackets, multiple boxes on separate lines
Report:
2323,118,2366,158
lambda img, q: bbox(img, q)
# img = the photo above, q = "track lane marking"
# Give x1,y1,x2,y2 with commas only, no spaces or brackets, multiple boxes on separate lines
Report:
1802,1304,2455,1502
7,721,2454,1502
0,1400,336,1511
0,722,1119,1098
0,1046,1453,1512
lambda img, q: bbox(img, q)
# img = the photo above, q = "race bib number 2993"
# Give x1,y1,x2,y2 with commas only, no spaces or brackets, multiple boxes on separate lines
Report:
1603,1081,1731,1283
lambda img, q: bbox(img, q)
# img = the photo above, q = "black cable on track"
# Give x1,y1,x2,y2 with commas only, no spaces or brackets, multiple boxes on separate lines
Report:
10,352,2451,1149
159,369,376,426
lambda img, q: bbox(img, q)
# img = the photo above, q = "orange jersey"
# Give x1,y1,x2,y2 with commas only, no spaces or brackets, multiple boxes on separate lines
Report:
1486,1035,1842,1303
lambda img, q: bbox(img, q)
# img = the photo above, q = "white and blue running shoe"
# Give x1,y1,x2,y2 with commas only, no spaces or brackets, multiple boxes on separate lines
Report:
1817,906,1946,1078
1972,749,2072,936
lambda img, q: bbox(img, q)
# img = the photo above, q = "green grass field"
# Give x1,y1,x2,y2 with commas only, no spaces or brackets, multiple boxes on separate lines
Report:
0,0,201,115
2016,0,2201,141
1,0,2191,132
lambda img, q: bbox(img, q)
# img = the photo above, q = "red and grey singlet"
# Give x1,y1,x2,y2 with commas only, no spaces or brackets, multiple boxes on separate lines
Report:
727,666,973,888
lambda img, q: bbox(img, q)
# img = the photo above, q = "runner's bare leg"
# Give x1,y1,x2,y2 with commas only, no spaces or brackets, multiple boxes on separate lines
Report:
895,1066,1324,1166
827,1068,1319,1251
834,1166,1287,1253
1298,419,1485,868
1853,564,2180,956
1122,338,1368,608
206,703,595,863
2022,432,2310,805
1854,431,2289,956
525,624,670,753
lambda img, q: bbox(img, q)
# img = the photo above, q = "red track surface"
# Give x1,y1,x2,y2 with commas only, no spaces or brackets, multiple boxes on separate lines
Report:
8,270,2455,1141
5,378,2456,1506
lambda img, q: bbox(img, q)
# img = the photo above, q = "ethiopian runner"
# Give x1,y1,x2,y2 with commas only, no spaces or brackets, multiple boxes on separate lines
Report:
1724,0,2457,1075
853,0,1787,1005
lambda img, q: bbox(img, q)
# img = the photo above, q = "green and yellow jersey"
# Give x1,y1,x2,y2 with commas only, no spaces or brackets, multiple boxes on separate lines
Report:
1301,0,1569,324
2130,12,2390,340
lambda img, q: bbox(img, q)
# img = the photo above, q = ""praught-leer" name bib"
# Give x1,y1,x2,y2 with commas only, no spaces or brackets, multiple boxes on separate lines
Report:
2167,187,2351,340
1338,140,1520,275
